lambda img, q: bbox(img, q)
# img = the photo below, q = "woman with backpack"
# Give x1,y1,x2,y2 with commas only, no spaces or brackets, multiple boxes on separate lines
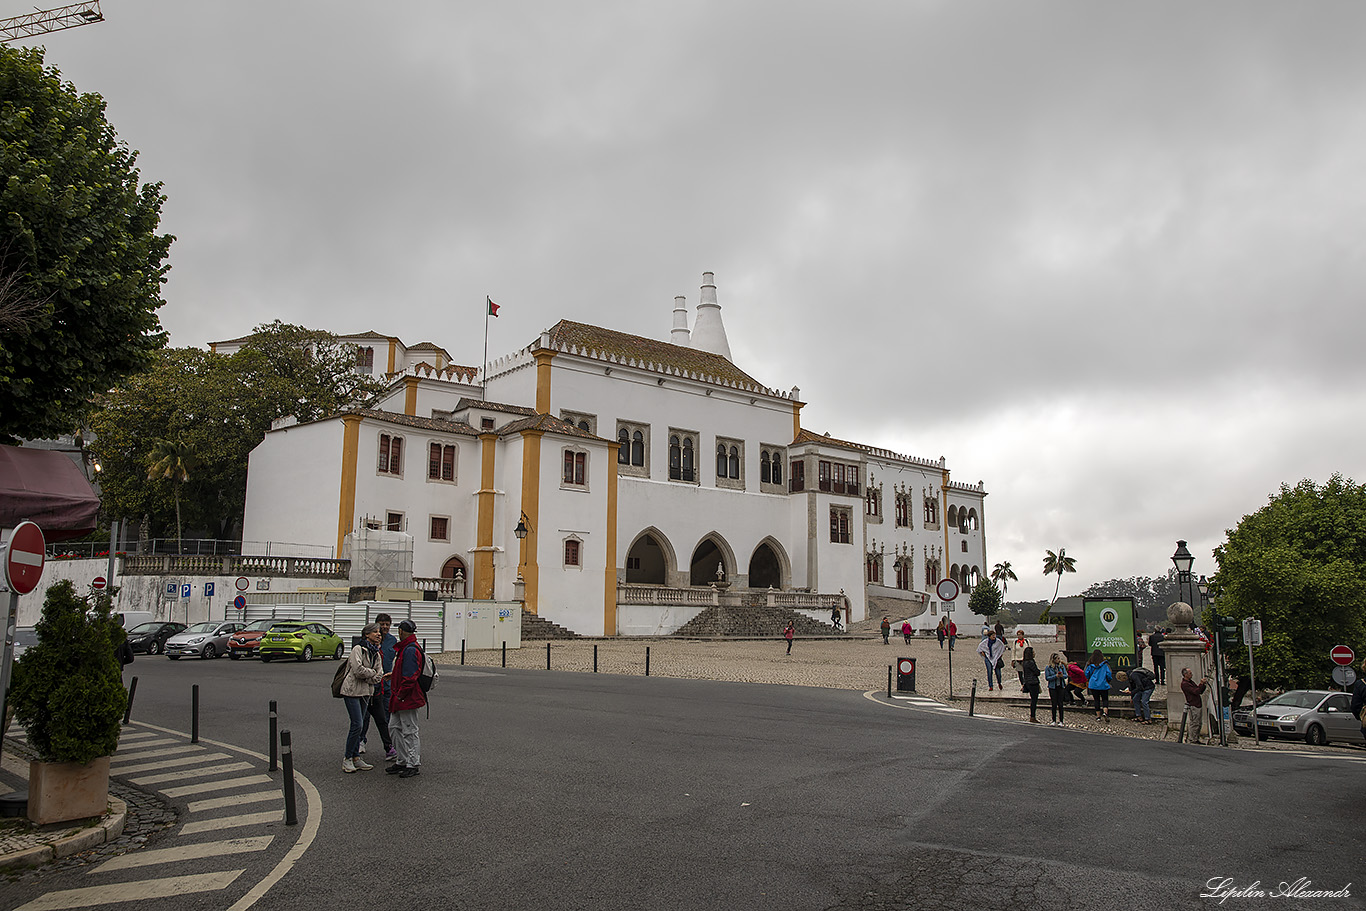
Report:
1019,646,1042,723
1085,648,1114,723
341,623,387,773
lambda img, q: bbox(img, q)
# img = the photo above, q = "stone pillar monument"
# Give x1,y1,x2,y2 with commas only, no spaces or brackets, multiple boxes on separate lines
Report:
1160,602,1217,741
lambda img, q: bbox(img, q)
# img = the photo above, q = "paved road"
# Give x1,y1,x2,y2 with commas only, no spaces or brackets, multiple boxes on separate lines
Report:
5,655,1363,911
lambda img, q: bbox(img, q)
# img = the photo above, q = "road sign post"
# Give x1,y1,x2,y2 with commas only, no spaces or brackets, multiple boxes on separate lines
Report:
1243,618,1261,748
2,521,46,764
936,578,960,697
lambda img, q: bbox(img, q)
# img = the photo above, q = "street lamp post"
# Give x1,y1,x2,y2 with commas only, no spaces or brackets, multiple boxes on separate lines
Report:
1171,541,1225,746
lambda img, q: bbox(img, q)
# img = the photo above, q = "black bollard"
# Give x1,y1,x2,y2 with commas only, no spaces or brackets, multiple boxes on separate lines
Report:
969,679,978,716
269,700,278,772
191,684,200,744
460,639,465,666
280,729,298,826
123,676,138,725
502,641,507,668
646,646,650,677
593,644,598,673
546,642,551,670
888,666,893,698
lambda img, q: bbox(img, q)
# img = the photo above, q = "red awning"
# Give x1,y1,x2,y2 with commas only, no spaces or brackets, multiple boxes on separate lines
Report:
0,445,101,541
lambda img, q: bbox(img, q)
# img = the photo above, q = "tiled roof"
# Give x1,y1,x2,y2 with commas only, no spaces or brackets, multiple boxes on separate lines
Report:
342,330,398,342
453,398,536,416
792,428,947,472
347,409,479,436
407,341,450,354
497,412,605,442
543,320,770,391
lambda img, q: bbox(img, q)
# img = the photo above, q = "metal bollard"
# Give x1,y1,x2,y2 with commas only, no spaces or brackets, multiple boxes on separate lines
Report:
969,679,977,716
502,641,507,668
191,684,199,744
280,729,298,826
123,676,138,725
547,641,551,670
269,700,278,772
460,639,465,666
645,646,650,677
593,644,598,673
888,666,893,698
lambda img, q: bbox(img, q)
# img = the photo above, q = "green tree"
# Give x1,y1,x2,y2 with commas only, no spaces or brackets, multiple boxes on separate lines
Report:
968,577,1003,618
990,561,1018,597
10,580,127,764
1042,547,1077,603
91,324,383,540
147,439,194,553
0,46,173,442
1211,475,1366,690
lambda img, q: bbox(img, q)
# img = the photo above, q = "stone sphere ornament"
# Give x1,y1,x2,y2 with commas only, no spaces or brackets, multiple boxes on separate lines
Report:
1167,601,1194,627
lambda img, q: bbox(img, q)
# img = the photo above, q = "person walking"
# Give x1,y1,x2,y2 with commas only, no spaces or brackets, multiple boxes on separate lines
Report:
1350,657,1366,739
977,629,1005,691
1014,629,1029,654
1127,664,1157,723
1180,666,1210,744
387,619,426,778
341,623,386,773
880,616,891,645
1149,629,1166,684
902,619,913,644
830,604,843,632
1020,646,1042,723
1135,631,1147,671
947,619,957,651
1045,652,1068,726
359,613,398,761
1085,649,1113,722
783,620,795,656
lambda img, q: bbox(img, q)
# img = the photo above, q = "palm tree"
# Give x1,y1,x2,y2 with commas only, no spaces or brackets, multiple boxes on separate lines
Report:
147,439,194,554
990,561,1018,597
1042,547,1077,603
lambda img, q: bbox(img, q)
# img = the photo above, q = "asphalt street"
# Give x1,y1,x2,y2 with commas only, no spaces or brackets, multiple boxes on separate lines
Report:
5,654,1363,911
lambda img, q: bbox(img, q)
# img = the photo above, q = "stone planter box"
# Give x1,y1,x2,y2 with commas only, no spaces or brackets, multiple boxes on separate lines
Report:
27,756,111,825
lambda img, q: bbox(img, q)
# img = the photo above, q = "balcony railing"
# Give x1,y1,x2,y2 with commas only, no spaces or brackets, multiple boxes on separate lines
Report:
120,554,350,579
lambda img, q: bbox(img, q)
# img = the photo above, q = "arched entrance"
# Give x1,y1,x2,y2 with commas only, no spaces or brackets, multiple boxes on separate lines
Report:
690,537,730,586
625,533,668,584
441,556,466,579
748,541,784,590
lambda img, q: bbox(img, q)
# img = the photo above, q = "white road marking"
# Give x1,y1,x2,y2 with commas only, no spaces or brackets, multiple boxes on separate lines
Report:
159,775,273,799
179,810,283,835
188,790,281,814
13,871,245,911
115,731,158,742
113,752,231,775
110,745,203,763
130,761,254,785
91,836,273,873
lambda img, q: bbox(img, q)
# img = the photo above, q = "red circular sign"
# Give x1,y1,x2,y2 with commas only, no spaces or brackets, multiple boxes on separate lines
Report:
898,659,914,674
936,578,960,602
235,576,250,592
4,521,46,595
91,576,107,590
1330,645,1355,667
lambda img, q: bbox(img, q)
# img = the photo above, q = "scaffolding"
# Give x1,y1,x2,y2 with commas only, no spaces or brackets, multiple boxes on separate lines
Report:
1,2,103,43
342,524,414,589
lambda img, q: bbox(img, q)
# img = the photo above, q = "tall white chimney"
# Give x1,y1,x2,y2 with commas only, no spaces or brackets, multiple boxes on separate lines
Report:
670,295,691,346
689,272,732,361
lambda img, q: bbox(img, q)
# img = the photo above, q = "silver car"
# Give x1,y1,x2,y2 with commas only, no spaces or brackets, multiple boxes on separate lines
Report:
1234,690,1365,746
165,621,244,660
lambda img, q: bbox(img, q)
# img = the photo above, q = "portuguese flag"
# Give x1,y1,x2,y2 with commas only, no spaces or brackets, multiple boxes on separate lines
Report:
487,297,500,317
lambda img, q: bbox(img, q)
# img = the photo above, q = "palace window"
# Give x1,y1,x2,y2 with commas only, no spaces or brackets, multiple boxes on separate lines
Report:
385,511,404,532
428,442,456,482
564,538,581,567
925,559,941,586
866,485,881,517
616,421,648,476
895,493,910,527
429,516,449,542
818,460,860,495
895,560,912,591
866,553,882,584
789,459,805,492
561,411,596,435
924,497,940,528
355,346,374,373
830,507,852,544
378,433,403,476
715,438,743,489
759,446,785,491
668,430,697,482
562,449,588,487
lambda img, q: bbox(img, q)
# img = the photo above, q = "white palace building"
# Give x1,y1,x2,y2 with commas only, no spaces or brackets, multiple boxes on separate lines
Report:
232,273,988,637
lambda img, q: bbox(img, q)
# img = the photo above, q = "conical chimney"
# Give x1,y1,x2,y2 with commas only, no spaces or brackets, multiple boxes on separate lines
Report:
670,295,691,346
689,272,732,361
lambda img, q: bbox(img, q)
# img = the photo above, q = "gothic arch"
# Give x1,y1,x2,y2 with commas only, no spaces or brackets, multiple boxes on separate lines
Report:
689,532,738,586
967,508,979,531
624,527,677,585
947,505,959,528
440,555,467,579
747,536,791,590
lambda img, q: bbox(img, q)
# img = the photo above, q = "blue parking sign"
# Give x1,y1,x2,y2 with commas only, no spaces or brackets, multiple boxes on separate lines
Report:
165,581,178,596
204,582,215,597
180,583,191,599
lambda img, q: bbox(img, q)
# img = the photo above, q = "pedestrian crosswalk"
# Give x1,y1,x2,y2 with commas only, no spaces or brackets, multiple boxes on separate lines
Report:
8,721,318,911
889,693,964,713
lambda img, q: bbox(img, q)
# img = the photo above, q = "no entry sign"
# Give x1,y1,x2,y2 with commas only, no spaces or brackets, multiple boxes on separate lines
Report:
91,576,107,590
1330,645,1355,667
4,521,45,595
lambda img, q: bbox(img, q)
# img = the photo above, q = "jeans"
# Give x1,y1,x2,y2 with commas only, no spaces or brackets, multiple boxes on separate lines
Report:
361,688,392,750
1134,687,1153,720
983,657,1002,688
1092,689,1109,714
390,708,421,768
1049,687,1066,723
344,695,368,758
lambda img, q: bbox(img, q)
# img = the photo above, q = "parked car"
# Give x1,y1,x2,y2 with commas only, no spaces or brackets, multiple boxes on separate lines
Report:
1233,690,1366,746
165,621,245,660
258,622,344,663
125,621,187,655
227,619,303,660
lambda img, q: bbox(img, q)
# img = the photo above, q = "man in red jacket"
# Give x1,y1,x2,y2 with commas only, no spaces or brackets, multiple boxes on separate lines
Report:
386,619,426,779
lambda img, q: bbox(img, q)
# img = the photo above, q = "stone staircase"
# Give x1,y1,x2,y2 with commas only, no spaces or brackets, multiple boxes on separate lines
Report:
520,609,581,640
672,605,843,638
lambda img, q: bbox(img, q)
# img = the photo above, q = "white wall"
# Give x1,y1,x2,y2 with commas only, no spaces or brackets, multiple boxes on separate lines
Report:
242,421,345,550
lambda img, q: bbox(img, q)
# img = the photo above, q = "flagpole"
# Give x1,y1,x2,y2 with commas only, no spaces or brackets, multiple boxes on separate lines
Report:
482,296,490,392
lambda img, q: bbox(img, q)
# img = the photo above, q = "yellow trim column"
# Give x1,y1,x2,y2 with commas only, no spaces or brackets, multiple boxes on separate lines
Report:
387,340,397,375
403,376,419,416
519,430,543,614
603,444,620,636
792,401,804,440
534,349,556,415
473,433,499,600
336,414,362,556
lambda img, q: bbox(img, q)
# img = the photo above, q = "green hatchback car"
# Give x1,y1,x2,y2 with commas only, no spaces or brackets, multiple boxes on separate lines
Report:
258,622,345,663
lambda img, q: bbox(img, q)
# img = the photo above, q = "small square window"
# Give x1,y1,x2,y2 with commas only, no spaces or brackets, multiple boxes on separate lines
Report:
564,539,581,567
430,516,449,542
481,417,495,430
386,512,404,532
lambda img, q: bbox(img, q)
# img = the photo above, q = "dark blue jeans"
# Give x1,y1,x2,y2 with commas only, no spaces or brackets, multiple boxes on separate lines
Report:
344,695,368,758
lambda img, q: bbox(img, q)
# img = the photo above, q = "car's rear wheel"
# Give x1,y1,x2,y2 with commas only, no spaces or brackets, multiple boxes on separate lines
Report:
229,651,240,660
299,645,313,663
148,641,160,655
203,644,216,659
1306,723,1327,746
261,655,272,663
333,644,344,660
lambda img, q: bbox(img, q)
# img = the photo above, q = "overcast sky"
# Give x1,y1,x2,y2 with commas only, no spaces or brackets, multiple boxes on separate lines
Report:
21,2,1366,602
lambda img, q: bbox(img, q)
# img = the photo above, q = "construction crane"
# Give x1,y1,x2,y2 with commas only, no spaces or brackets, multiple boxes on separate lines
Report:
0,1,102,43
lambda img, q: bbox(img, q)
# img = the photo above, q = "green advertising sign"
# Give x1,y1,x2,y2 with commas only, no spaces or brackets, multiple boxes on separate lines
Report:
1083,598,1136,655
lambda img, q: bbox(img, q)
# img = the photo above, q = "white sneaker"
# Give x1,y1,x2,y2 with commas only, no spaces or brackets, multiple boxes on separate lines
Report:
353,758,374,771
342,758,357,773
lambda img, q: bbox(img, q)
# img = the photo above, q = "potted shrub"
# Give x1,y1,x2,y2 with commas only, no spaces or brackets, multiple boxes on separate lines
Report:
10,580,128,824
